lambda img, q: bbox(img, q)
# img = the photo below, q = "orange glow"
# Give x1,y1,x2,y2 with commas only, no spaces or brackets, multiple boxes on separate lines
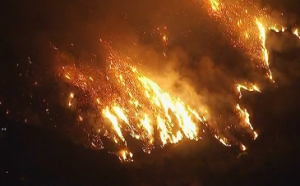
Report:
60,48,259,160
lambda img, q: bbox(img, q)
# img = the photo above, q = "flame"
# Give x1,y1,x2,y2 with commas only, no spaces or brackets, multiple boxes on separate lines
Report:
236,104,257,139
256,20,275,81
236,83,261,99
253,131,258,140
293,29,300,39
60,48,258,161
214,134,231,147
210,0,221,12
102,106,126,144
269,26,286,33
65,74,71,80
118,149,133,162
202,0,287,82
240,144,247,151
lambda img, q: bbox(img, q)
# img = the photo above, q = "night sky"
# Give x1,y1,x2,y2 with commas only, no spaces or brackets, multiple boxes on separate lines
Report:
1,0,300,185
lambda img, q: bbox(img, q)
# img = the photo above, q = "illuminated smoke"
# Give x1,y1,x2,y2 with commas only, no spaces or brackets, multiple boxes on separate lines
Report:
56,0,300,161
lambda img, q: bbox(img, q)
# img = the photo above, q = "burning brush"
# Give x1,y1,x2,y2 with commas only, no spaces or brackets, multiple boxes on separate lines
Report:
59,45,259,162
58,0,300,162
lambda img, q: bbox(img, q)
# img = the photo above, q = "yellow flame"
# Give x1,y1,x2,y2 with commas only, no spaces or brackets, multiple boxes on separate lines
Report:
113,106,129,124
256,20,273,81
293,29,300,39
253,131,258,140
96,98,101,104
240,144,247,151
210,0,220,11
102,107,126,143
236,104,257,139
119,149,133,162
140,114,153,144
236,84,261,98
214,134,231,147
65,75,71,79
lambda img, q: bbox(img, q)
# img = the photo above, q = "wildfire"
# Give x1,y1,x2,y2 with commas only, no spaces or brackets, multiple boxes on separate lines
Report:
57,0,300,161
60,48,258,161
203,0,287,82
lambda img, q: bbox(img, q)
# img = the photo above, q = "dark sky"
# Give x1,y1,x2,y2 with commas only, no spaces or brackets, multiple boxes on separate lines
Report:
1,0,300,185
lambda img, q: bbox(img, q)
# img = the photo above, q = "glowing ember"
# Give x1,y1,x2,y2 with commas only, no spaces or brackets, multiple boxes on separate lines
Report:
162,35,168,44
70,92,74,98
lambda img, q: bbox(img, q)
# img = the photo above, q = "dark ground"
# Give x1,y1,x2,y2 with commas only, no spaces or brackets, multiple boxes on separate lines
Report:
1,0,300,185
